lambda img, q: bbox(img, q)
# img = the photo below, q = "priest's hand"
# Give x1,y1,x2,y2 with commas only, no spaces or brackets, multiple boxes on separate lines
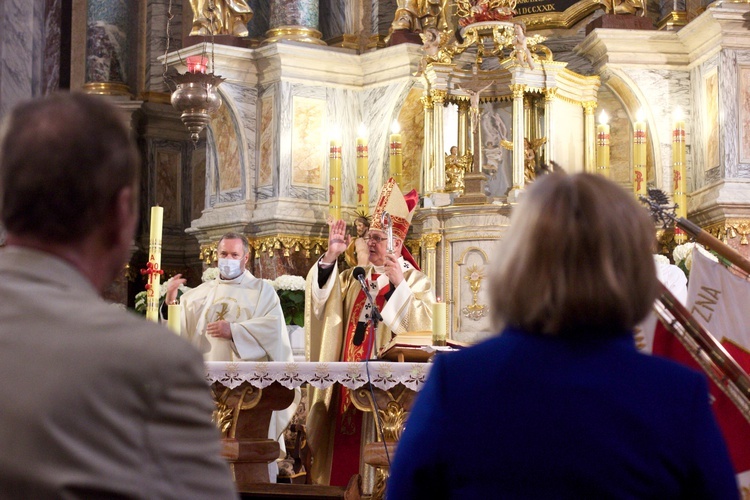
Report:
322,219,351,264
384,252,405,287
165,274,187,305
207,320,232,340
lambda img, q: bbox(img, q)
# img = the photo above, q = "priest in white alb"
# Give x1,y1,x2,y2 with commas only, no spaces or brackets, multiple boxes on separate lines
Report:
164,231,299,481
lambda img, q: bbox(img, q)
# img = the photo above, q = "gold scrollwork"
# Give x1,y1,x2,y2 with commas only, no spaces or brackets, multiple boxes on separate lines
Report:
461,264,488,321
379,401,408,442
420,94,434,109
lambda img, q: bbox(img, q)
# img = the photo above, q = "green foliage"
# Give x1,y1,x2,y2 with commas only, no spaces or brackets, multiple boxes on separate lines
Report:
278,288,305,327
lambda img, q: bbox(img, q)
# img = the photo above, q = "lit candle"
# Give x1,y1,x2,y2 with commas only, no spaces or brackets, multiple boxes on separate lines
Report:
186,55,208,74
633,110,647,197
432,298,446,346
145,206,164,323
673,107,687,243
167,304,181,334
329,133,342,221
389,120,403,187
596,110,610,179
356,123,369,215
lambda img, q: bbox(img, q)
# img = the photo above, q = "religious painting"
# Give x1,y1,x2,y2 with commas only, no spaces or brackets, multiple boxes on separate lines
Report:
191,152,206,220
704,69,720,171
212,104,242,191
397,87,425,194
259,94,274,187
291,96,325,187
155,149,182,225
739,67,750,164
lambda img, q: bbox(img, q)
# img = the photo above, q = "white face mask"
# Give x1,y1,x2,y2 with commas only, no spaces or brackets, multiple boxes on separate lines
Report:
218,258,243,280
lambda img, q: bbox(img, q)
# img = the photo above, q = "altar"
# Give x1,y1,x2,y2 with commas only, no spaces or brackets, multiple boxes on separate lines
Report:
206,361,432,497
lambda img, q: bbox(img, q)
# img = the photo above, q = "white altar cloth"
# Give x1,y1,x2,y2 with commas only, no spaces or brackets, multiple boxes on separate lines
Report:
205,361,432,392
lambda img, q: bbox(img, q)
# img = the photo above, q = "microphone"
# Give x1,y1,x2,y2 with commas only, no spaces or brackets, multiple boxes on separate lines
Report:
353,266,382,324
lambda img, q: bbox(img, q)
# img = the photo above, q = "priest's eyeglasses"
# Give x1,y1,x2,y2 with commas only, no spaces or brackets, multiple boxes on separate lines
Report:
364,235,387,243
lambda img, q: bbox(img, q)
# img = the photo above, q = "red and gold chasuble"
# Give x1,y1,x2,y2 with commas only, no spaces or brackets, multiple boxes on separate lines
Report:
329,275,389,485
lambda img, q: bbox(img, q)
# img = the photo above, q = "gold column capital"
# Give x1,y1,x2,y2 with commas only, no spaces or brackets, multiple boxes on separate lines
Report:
420,233,442,250
509,84,527,99
457,100,470,112
544,88,558,101
430,89,448,104
582,101,597,115
420,94,434,109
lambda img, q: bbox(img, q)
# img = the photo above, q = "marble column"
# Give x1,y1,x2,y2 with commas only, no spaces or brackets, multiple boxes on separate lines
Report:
583,101,597,173
84,0,135,96
457,100,469,156
421,93,434,195
421,234,442,298
431,89,447,193
264,0,326,45
510,84,527,198
544,88,556,169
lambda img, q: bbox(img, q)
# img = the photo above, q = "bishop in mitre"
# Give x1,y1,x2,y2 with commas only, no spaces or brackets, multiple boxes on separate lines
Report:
304,178,436,486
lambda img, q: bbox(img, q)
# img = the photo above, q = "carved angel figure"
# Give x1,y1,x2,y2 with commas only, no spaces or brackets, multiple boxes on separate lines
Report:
189,0,254,37
512,23,535,70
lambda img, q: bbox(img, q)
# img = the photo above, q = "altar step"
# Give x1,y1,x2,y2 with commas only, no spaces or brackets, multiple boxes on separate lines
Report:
239,474,361,500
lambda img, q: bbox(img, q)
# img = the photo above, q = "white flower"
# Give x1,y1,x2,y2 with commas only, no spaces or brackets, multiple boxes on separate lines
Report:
672,242,695,265
653,254,669,266
202,267,220,282
274,274,306,291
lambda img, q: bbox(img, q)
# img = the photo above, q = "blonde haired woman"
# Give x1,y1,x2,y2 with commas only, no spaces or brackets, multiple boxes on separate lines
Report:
388,173,737,499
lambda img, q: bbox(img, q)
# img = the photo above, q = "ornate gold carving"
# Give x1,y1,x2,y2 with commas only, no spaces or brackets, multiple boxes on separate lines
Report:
461,264,488,321
210,383,262,437
544,87,558,101
595,0,646,16
582,101,597,114
379,401,407,442
200,242,218,265
420,94,434,110
263,26,326,46
705,219,750,245
82,82,132,97
509,83,527,99
430,88,448,104
372,468,388,500
445,149,474,193
420,233,442,250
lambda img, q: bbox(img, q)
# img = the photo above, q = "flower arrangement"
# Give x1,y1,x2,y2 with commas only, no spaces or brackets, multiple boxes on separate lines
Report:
672,242,719,278
269,275,306,327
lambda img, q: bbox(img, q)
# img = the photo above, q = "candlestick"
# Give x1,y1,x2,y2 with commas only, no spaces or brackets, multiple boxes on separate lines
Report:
596,111,611,179
167,304,181,334
389,120,403,187
673,108,687,243
356,123,369,215
145,206,164,323
633,110,647,197
329,137,342,221
432,298,447,346
186,55,208,74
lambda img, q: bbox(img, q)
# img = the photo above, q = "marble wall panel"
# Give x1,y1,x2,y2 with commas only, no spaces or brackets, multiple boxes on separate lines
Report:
722,50,750,179
192,150,207,219
247,0,269,39
291,96,326,187
145,0,181,92
0,0,43,118
259,93,275,187
43,0,62,95
320,0,345,40
155,147,183,225
704,68,720,172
